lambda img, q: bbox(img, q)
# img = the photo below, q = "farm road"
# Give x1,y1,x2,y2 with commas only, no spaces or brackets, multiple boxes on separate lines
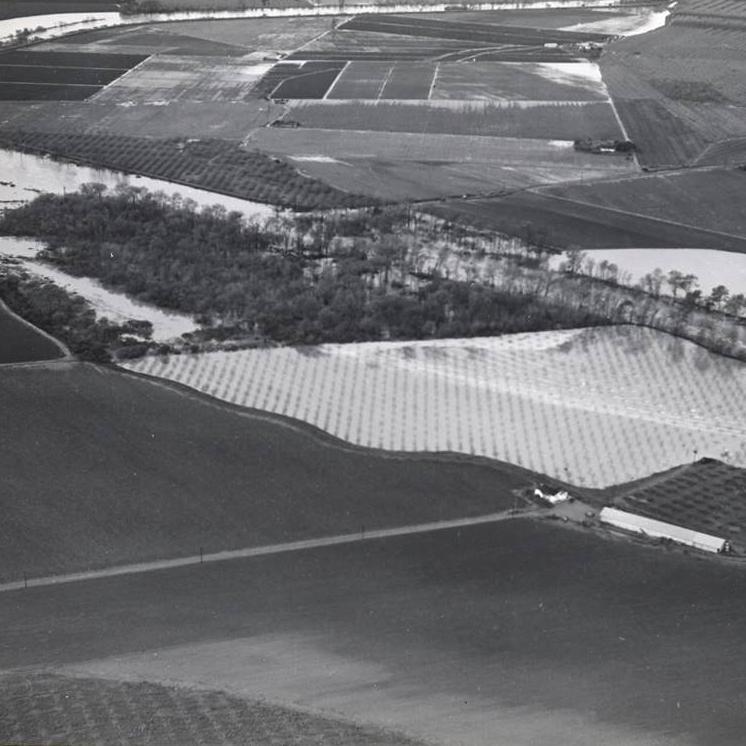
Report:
0,508,541,594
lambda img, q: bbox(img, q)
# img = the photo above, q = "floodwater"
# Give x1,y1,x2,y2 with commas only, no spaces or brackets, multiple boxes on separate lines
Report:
0,149,275,222
0,237,196,342
550,248,746,300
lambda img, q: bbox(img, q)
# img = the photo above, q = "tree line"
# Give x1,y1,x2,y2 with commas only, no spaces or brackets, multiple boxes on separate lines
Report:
0,185,608,357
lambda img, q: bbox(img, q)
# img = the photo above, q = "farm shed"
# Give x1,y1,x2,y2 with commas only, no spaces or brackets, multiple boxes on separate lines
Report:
599,507,727,553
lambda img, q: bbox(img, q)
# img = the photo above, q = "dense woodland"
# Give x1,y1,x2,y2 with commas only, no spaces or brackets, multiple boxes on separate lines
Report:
0,185,608,353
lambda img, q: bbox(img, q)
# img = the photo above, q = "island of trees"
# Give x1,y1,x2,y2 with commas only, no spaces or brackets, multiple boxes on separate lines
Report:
1,184,744,362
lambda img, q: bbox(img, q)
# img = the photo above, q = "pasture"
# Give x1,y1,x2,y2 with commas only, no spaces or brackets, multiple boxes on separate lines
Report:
123,327,746,488
3,519,746,745
0,362,525,582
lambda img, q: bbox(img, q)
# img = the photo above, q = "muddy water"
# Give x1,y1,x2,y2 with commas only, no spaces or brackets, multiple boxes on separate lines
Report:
0,148,276,221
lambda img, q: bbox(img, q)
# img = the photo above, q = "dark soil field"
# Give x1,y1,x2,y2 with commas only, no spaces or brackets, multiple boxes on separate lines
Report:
0,0,118,20
0,362,528,583
0,300,65,364
2,520,746,745
252,60,345,100
431,190,746,251
0,82,97,100
271,63,345,99
0,49,147,102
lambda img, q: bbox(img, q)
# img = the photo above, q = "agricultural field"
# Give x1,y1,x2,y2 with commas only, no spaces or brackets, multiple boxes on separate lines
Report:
0,672,422,745
600,0,746,168
90,56,272,104
289,100,622,140
0,49,146,102
0,129,371,209
542,168,746,240
338,13,609,49
0,362,525,582
4,519,746,745
613,459,746,549
432,189,746,251
123,326,746,488
0,299,66,364
248,127,635,199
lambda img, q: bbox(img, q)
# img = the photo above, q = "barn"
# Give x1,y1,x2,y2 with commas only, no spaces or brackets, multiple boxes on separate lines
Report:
599,507,728,553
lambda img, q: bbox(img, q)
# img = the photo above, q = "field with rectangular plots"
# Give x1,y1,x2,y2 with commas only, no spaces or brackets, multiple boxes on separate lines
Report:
0,49,147,102
123,326,746,488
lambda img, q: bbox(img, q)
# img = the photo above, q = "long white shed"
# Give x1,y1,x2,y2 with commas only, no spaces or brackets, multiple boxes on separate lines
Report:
599,507,727,553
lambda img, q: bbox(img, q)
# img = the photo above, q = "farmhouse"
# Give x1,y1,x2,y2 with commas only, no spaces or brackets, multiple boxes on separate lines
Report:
599,507,729,553
534,485,571,505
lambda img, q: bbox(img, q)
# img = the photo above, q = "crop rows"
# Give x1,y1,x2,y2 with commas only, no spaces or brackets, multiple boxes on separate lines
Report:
0,131,373,210
0,672,420,746
618,460,746,542
124,327,746,488
290,101,621,140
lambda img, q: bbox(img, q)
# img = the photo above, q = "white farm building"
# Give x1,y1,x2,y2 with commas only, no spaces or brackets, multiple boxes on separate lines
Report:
599,507,728,553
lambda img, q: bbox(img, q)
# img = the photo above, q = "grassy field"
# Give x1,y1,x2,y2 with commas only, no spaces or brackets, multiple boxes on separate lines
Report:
0,672,423,746
0,362,529,582
544,168,746,237
0,299,66,364
123,327,746,488
3,520,746,745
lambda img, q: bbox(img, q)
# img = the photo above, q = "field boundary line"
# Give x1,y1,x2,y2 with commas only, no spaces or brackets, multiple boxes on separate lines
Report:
323,60,350,100
376,62,396,101
0,509,539,594
88,53,152,101
427,61,440,100
606,91,641,170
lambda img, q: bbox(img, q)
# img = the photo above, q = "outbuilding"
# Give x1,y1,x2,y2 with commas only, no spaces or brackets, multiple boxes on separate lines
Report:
599,507,727,553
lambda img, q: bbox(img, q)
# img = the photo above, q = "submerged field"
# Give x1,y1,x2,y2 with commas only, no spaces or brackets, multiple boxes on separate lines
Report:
123,326,746,487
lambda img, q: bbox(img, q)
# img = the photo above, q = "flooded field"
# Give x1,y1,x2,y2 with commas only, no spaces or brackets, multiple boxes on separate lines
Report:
123,326,746,487
0,148,274,221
